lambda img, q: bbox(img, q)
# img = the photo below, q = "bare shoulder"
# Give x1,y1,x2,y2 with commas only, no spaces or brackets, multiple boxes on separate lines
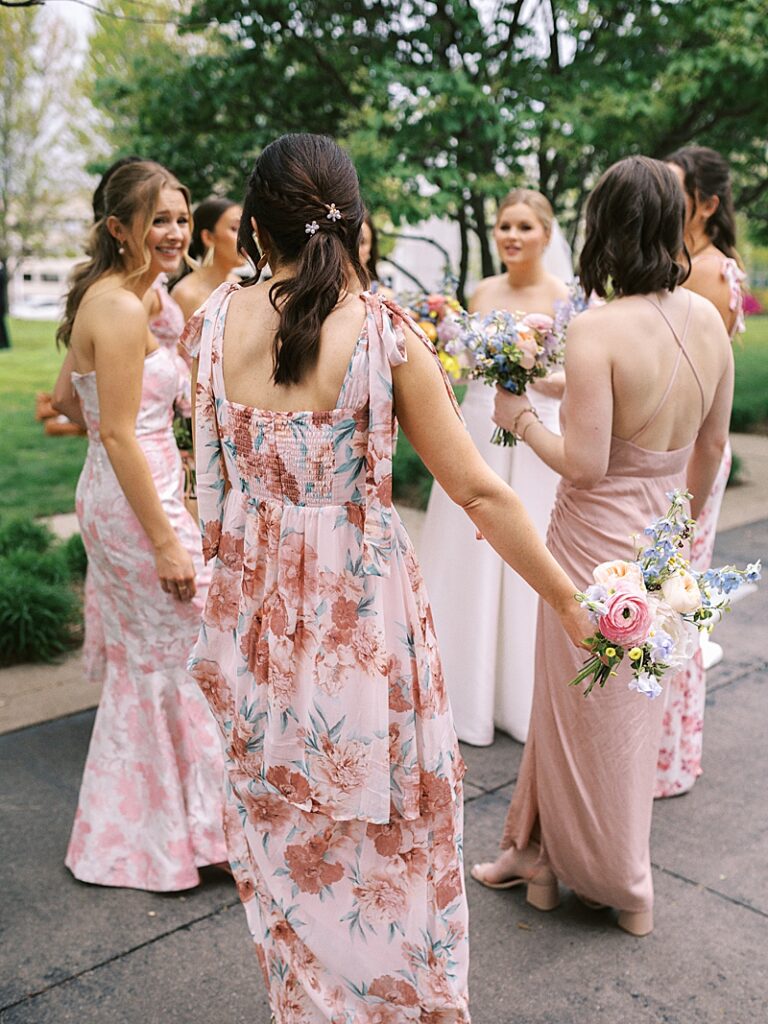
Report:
545,272,570,301
84,281,146,327
686,258,729,300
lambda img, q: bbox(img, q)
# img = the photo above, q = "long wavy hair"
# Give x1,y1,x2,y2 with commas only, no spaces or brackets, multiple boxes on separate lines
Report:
57,161,191,347
238,133,367,386
666,145,739,263
579,156,689,299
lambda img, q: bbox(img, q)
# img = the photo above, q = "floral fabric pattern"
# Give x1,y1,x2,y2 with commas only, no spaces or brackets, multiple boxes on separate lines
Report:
65,346,227,891
185,285,470,1021
655,442,732,798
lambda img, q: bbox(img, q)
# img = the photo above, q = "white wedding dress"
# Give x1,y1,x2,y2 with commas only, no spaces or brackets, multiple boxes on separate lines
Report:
418,231,573,745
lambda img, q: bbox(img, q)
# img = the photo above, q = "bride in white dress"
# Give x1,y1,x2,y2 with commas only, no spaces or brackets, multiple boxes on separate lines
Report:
419,190,573,745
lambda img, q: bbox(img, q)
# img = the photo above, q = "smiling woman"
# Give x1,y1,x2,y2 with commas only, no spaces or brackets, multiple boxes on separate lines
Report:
56,161,230,892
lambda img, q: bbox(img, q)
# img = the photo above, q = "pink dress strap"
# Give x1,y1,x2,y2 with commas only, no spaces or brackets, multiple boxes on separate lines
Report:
180,282,239,561
629,294,703,443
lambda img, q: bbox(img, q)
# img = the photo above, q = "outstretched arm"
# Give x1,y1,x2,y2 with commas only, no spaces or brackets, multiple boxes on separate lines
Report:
393,327,590,649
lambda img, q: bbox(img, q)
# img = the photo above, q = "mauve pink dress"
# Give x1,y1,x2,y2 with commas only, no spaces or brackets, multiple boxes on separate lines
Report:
502,298,704,914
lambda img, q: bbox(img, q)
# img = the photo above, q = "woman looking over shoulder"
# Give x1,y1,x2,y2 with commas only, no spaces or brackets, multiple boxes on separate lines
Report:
60,161,228,891
419,189,571,746
183,132,589,1022
171,196,243,321
656,145,746,798
474,157,733,937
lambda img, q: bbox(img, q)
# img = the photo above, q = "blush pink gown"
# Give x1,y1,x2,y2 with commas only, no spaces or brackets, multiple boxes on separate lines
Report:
502,299,704,913
65,344,228,891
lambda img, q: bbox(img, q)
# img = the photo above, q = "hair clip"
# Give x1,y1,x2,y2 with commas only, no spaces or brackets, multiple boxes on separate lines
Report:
325,203,342,222
305,221,319,235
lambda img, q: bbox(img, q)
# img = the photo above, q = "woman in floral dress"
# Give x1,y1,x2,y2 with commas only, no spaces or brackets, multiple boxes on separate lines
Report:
59,161,228,891
657,146,747,798
184,133,588,1022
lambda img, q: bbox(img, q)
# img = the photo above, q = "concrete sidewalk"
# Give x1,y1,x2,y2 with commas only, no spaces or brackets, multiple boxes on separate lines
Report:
1,519,766,1023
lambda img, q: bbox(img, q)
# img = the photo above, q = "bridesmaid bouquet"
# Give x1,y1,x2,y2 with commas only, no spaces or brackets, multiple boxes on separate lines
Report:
446,309,565,445
400,290,465,379
571,491,761,697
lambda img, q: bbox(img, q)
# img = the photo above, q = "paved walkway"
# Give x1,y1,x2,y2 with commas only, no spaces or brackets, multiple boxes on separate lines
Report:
1,520,766,1023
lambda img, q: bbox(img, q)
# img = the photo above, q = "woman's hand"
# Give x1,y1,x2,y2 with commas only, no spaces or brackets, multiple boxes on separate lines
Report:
529,370,565,399
154,536,197,602
493,387,532,433
556,597,593,650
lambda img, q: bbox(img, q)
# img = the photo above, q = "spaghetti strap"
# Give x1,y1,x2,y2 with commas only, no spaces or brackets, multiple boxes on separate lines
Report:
629,294,705,443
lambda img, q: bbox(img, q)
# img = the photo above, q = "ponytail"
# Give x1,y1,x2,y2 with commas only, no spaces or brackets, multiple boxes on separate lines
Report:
238,133,368,386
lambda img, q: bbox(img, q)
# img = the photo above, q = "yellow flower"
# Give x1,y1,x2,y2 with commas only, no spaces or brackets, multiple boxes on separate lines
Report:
420,321,438,342
439,352,461,380
629,647,643,660
605,647,617,658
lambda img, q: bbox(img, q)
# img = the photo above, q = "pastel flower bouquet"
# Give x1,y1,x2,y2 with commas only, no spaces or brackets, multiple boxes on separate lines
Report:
445,309,566,445
400,291,465,379
571,490,761,697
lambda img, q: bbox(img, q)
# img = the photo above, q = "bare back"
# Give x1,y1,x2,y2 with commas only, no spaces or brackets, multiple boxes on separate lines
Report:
220,281,367,412
68,276,157,376
570,289,731,453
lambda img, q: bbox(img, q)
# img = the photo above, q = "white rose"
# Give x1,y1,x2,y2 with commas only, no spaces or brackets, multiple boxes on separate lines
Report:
649,597,698,670
593,559,646,592
661,570,702,614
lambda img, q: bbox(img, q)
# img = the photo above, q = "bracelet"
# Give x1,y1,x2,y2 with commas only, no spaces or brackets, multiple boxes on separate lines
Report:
510,405,537,436
520,414,540,444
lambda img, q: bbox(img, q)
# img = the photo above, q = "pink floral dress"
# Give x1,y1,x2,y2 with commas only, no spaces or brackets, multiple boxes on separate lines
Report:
655,254,744,798
65,344,228,891
81,277,192,684
185,284,470,1023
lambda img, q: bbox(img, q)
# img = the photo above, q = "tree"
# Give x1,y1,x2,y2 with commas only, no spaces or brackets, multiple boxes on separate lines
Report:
0,7,85,271
86,1,768,296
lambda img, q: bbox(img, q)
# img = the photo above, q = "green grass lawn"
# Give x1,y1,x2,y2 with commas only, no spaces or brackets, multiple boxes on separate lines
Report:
1,314,766,522
0,319,87,522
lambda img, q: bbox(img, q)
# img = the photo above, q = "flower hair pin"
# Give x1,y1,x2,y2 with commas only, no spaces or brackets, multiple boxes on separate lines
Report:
325,203,342,222
305,221,319,235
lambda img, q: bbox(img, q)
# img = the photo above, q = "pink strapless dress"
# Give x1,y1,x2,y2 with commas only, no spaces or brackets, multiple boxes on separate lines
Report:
65,346,227,891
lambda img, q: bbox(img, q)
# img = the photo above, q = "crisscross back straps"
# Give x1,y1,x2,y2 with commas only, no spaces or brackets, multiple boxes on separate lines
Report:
629,294,704,443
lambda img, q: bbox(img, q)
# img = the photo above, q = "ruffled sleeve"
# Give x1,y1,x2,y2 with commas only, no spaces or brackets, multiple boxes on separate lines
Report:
721,257,747,337
182,282,240,561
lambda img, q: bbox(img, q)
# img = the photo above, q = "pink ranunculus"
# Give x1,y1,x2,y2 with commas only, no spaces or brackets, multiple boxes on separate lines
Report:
593,558,646,592
598,587,652,647
517,332,539,370
427,293,447,314
522,312,554,334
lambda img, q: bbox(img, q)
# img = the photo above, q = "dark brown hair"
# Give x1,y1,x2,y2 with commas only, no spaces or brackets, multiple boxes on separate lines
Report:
58,161,191,347
361,208,381,282
239,133,367,385
189,196,239,263
665,145,738,261
579,156,688,299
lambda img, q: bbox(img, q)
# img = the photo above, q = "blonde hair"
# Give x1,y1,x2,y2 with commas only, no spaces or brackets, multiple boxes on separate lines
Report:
496,189,554,237
57,161,191,347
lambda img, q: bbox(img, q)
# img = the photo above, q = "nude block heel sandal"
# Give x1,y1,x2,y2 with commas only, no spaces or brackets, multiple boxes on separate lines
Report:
526,876,560,911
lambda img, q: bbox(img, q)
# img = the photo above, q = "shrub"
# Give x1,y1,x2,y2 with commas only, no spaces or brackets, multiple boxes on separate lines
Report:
0,517,54,557
1,547,71,587
0,560,82,666
62,532,88,580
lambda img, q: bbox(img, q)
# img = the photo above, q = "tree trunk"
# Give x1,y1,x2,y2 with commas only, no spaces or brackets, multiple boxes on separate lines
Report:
470,191,496,278
457,204,469,308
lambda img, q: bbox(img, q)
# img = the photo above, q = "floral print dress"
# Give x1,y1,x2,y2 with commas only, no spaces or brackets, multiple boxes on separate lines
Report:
185,284,470,1023
655,254,744,798
65,344,228,891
